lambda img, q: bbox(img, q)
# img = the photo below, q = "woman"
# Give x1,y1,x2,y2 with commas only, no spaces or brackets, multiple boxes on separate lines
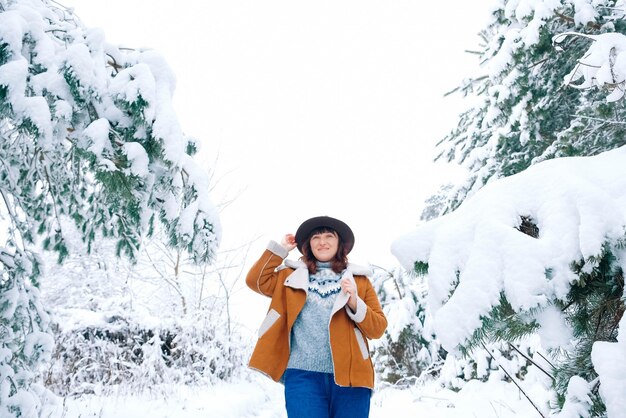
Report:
246,215,387,418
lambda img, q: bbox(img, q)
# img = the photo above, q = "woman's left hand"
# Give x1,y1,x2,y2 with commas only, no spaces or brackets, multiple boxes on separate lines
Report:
340,278,358,312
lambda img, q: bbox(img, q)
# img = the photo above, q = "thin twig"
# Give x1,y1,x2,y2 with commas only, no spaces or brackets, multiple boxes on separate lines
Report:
507,342,555,382
530,58,549,69
370,264,404,299
554,12,575,24
106,54,123,74
535,351,556,370
590,376,601,393
481,342,546,418
554,13,601,29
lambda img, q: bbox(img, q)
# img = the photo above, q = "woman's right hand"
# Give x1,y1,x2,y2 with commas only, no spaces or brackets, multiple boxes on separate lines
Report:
281,234,297,252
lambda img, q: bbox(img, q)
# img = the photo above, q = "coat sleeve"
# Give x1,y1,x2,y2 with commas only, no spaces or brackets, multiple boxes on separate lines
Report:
346,277,388,339
245,241,289,297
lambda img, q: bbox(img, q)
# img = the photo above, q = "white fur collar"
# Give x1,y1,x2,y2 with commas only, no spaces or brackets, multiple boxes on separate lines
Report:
283,258,372,277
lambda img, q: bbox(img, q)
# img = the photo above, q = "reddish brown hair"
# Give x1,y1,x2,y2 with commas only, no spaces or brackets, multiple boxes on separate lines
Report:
301,227,349,274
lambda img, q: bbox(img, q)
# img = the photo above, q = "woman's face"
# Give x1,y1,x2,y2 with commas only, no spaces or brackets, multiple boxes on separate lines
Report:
309,230,339,262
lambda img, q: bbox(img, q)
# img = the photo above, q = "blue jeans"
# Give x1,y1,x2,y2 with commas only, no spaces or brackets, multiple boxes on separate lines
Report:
283,369,371,418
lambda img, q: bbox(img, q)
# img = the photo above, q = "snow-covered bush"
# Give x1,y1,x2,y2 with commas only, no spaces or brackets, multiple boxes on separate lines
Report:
393,146,626,415
0,0,220,415
39,228,246,396
45,311,246,396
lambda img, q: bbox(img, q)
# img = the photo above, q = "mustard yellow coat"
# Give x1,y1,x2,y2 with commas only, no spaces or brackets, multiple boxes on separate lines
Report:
246,241,388,389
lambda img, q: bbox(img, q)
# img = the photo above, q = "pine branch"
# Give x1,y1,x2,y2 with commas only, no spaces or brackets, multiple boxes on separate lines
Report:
554,12,576,24
444,75,488,97
571,114,626,125
371,265,404,299
42,154,65,239
0,175,27,251
554,12,601,30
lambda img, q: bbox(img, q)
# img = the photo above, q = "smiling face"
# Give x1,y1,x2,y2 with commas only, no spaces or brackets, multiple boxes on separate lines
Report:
309,230,339,262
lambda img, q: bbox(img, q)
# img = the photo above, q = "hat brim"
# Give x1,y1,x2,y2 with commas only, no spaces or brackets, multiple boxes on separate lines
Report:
295,216,355,254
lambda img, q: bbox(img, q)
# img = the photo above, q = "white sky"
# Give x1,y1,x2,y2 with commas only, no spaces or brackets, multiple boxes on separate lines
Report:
59,0,493,326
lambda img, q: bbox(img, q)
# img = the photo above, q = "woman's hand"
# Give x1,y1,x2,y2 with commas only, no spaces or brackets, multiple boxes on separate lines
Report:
281,233,297,252
341,278,358,312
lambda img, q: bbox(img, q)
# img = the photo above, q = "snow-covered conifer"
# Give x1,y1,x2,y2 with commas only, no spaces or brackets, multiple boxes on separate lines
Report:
0,0,220,415
403,1,626,413
394,147,626,415
436,0,626,216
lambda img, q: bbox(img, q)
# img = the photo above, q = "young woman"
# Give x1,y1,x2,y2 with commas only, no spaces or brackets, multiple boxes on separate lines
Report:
246,216,387,418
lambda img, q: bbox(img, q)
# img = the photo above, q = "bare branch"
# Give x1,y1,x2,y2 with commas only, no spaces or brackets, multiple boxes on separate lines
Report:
481,342,547,418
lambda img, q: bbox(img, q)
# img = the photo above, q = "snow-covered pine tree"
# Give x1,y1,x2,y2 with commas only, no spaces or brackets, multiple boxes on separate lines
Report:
0,0,220,416
434,0,626,216
401,1,626,415
394,146,626,416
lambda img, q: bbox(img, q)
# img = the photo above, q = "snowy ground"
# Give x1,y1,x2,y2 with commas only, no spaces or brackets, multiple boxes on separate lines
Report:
56,372,549,417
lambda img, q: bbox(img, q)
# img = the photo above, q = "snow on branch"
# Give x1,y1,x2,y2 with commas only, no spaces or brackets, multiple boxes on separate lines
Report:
591,314,626,417
554,31,626,101
391,146,626,352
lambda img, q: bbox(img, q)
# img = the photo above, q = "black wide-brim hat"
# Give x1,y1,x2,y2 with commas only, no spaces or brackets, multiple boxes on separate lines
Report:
295,216,355,254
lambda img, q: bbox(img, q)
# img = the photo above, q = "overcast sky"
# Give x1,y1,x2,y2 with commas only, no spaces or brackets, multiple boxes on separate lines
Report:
60,0,494,326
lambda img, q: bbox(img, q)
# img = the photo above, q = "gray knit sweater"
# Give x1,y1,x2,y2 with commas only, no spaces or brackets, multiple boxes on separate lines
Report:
287,262,342,373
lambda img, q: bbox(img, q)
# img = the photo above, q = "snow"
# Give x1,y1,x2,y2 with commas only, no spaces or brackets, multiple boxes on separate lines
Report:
23,331,54,362
488,28,521,76
555,31,626,101
384,296,419,340
137,51,185,167
21,96,53,142
0,57,28,103
177,200,199,240
51,93,73,120
591,313,626,418
535,304,572,351
81,118,111,156
0,11,27,57
110,62,157,121
557,376,592,418
6,391,38,418
570,0,597,26
2,0,623,416
52,371,552,418
63,42,98,93
498,0,598,51
391,146,626,352
52,308,114,332
162,194,179,221
123,142,150,177
0,284,19,319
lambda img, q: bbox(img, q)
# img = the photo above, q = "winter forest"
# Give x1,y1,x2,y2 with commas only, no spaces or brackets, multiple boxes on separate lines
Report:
1,0,626,417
